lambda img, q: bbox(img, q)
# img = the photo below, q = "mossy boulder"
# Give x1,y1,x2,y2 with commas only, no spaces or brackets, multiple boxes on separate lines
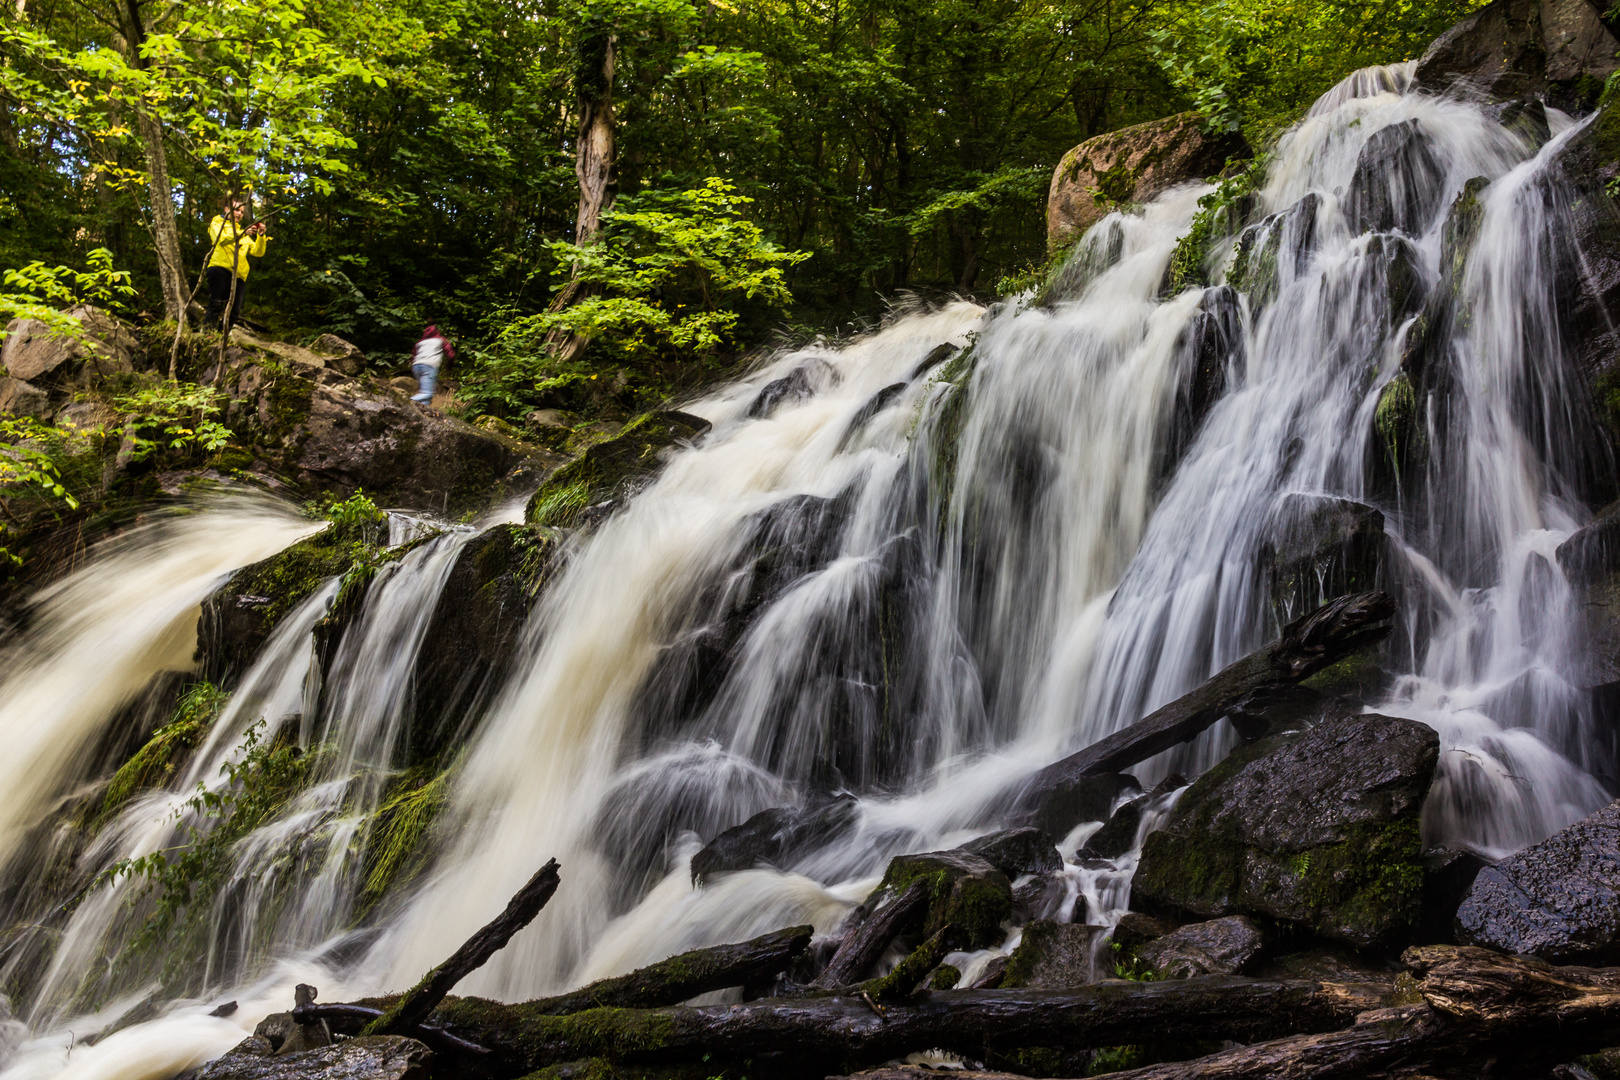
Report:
196,522,370,686
1002,919,1104,988
1046,112,1250,251
407,524,560,767
1414,0,1619,107
1133,713,1438,950
874,849,1013,949
526,410,711,528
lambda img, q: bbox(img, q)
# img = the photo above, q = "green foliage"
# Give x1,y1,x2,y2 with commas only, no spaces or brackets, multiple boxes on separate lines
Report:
0,414,83,566
0,249,135,336
1164,155,1269,295
358,766,453,911
110,382,233,463
100,719,315,967
1108,939,1162,982
534,178,810,360
315,489,386,529
99,682,230,824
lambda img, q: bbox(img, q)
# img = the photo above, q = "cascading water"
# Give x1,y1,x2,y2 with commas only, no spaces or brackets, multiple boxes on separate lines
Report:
2,67,1617,1078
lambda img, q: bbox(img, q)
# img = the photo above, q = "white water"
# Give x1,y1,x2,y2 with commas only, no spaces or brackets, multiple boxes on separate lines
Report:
2,69,1617,1078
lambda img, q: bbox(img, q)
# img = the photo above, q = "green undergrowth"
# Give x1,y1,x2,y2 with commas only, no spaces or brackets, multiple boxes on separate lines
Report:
1164,155,1270,296
96,682,229,827
356,764,454,914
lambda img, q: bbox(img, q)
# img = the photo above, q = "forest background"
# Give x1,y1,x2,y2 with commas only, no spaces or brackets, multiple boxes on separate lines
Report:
0,0,1481,422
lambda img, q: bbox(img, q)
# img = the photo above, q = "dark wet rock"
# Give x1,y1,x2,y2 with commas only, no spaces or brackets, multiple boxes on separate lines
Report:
838,383,908,449
1221,684,1339,742
197,524,368,687
1133,713,1439,949
1162,286,1244,478
1010,873,1068,921
1496,97,1553,149
691,794,860,882
1015,770,1142,841
911,342,959,379
1084,797,1147,860
1047,112,1250,250
1418,847,1489,944
1135,915,1264,979
1251,946,1401,984
196,1035,430,1079
1560,506,1620,585
1262,494,1386,627
1228,193,1320,312
1112,912,1176,951
408,525,559,767
1346,120,1446,236
1002,919,1104,988
1415,0,1620,104
1455,798,1620,961
525,410,710,527
747,363,828,419
961,827,1063,880
875,849,1013,949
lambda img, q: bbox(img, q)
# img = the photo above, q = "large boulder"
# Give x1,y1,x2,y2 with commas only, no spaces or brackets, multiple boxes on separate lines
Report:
525,410,711,527
1133,713,1438,949
1,306,142,387
1261,494,1386,627
1046,113,1250,251
1415,0,1620,106
1454,799,1620,961
219,359,550,513
406,524,559,767
1134,915,1264,979
1001,920,1104,988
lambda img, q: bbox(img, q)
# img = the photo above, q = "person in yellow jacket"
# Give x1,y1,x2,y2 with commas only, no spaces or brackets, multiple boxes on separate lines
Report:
206,198,269,330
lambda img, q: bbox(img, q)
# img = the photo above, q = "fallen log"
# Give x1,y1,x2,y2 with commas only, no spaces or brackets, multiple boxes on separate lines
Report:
299,925,814,1036
815,880,931,987
1023,590,1394,791
410,977,1386,1075
359,858,560,1038
861,926,955,1003
1098,945,1620,1079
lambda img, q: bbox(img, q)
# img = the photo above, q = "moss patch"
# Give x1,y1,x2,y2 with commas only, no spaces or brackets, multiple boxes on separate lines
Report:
876,851,1012,949
96,682,228,825
525,410,710,528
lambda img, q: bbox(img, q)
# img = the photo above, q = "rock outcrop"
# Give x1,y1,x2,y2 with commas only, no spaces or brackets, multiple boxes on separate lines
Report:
1414,0,1620,106
525,410,710,527
1133,713,1438,949
1,306,143,388
1455,798,1620,962
1046,113,1250,251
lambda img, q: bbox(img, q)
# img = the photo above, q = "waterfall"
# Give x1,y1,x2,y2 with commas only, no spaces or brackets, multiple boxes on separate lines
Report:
1,70,1616,1078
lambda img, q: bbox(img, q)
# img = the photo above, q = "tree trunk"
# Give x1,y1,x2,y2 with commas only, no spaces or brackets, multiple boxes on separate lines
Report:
1019,590,1395,795
114,0,186,321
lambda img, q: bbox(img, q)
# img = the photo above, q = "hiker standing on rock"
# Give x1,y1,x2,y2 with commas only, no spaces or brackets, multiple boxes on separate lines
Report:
410,324,455,405
206,197,269,331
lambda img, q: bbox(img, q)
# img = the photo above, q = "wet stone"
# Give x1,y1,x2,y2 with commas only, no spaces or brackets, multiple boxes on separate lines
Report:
1455,798,1620,962
1418,846,1489,945
1002,919,1104,988
1135,915,1264,979
1133,713,1438,949
1346,119,1446,237
876,849,1014,949
960,827,1063,880
1014,769,1142,840
194,1035,431,1080
690,794,859,882
1111,912,1176,951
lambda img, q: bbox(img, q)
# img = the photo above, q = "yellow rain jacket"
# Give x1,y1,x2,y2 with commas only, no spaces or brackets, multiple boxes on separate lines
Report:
207,216,270,279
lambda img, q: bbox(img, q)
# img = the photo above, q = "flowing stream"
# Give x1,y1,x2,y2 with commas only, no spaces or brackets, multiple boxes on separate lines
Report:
1,68,1616,1078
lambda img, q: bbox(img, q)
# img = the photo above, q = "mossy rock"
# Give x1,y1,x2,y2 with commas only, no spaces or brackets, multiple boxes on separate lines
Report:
196,521,378,686
875,849,1013,949
1133,713,1437,950
97,682,229,824
1002,920,1103,989
526,410,711,528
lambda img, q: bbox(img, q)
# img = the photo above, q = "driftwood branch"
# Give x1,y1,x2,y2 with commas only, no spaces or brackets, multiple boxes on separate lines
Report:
815,880,931,988
1026,590,1394,785
360,858,560,1038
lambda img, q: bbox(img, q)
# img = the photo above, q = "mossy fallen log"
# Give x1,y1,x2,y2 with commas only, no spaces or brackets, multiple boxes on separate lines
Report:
354,977,1385,1077
814,879,930,987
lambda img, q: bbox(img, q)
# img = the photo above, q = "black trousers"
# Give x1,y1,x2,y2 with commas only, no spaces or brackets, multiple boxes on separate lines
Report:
206,266,247,330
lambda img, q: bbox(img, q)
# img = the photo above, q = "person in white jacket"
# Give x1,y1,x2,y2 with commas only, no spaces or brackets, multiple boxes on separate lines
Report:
410,325,455,404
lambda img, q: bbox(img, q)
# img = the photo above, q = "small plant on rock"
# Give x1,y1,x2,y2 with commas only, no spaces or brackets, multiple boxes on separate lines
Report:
111,381,234,463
